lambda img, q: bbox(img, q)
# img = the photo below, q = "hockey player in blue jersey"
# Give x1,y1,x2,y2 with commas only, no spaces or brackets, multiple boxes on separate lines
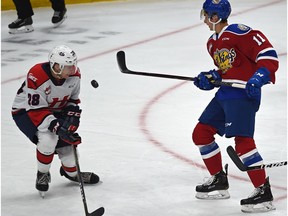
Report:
192,0,279,213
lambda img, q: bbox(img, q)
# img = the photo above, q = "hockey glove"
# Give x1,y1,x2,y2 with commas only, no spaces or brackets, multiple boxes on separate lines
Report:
245,67,271,98
61,105,82,131
48,119,82,145
194,69,221,90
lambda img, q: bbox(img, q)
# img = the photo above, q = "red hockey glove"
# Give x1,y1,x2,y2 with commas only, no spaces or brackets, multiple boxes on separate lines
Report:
48,119,82,145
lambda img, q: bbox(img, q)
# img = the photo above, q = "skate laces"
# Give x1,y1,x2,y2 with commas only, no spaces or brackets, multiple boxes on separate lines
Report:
248,186,263,198
202,175,216,186
37,172,51,184
13,19,22,24
81,172,92,182
53,11,61,18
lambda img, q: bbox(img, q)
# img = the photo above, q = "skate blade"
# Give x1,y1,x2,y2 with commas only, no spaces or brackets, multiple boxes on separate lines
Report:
196,190,230,200
38,191,46,199
241,201,276,213
53,15,67,28
9,25,34,34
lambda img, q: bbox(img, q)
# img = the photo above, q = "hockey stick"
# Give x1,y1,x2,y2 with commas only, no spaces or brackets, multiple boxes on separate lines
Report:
73,146,105,216
116,50,246,89
226,145,287,171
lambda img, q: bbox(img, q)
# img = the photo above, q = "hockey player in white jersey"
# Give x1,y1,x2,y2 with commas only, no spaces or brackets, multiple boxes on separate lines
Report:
12,45,99,197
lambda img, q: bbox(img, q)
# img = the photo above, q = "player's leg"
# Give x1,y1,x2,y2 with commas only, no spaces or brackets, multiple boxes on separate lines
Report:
56,141,100,184
50,0,67,27
36,132,58,194
224,99,275,213
235,137,274,212
8,0,34,34
12,109,38,144
12,110,53,195
192,97,229,199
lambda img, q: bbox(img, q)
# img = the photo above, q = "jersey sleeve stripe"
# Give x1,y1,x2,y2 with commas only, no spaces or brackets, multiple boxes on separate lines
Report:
256,48,278,62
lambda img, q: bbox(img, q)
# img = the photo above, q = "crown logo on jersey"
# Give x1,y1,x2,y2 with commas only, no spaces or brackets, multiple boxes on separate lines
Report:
213,48,236,73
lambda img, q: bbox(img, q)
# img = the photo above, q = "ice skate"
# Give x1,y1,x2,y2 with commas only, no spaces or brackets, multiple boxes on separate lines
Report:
60,167,99,184
241,177,275,213
52,8,67,28
8,17,34,34
195,164,230,199
36,171,51,198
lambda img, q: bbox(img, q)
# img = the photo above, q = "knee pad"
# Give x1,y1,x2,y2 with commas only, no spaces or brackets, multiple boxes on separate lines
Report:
37,131,58,154
56,146,76,168
192,122,217,145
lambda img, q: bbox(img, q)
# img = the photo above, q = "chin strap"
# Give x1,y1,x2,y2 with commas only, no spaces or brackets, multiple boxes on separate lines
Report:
209,18,222,31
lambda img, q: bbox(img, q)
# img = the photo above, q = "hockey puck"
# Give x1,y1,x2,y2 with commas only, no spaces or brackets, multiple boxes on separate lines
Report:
91,80,99,88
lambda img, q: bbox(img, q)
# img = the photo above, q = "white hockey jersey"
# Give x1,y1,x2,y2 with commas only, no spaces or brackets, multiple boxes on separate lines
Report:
12,62,81,132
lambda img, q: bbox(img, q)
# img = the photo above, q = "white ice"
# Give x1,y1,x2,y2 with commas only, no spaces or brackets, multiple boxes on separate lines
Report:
1,0,287,215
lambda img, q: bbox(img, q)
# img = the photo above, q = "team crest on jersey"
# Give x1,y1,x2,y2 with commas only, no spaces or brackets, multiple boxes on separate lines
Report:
213,48,236,73
45,86,51,95
237,24,249,31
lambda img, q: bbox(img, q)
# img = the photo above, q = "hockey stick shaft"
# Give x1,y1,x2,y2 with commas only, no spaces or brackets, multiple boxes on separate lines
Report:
226,145,287,171
73,146,105,216
116,50,246,89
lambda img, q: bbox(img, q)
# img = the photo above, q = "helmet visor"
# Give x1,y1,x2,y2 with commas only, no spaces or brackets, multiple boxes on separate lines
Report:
200,9,207,20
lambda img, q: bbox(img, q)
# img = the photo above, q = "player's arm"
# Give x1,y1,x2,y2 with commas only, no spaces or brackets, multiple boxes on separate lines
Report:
238,30,279,98
25,72,81,145
26,86,81,145
24,82,56,131
66,68,81,107
60,69,82,132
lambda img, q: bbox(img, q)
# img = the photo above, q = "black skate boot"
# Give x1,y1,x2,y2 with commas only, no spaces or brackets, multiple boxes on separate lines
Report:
36,171,51,198
60,167,99,184
195,164,230,199
8,17,34,34
51,8,67,28
241,177,275,213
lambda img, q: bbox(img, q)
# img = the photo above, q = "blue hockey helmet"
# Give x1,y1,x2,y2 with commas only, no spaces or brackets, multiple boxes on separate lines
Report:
201,0,231,20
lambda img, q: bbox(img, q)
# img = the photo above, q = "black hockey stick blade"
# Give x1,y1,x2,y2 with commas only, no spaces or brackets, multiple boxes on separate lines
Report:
89,207,105,216
226,146,248,171
227,145,287,171
116,50,129,73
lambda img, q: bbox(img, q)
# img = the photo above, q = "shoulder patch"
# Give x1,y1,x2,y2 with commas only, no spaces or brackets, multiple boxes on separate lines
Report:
226,24,251,35
27,63,49,90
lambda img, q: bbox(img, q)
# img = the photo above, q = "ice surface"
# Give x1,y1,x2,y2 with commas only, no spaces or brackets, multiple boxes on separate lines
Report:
1,0,287,215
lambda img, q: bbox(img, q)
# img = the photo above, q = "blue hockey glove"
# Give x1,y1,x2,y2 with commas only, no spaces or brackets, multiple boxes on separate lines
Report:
194,69,221,90
245,67,271,98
